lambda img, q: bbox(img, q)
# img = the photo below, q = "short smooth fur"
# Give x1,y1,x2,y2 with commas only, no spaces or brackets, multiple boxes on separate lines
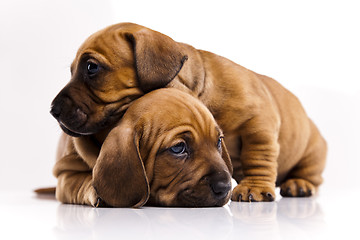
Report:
51,23,327,203
53,89,232,207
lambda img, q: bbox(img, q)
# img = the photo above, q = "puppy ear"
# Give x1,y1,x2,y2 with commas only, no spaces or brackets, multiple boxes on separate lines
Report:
221,138,233,175
125,30,188,93
92,124,150,208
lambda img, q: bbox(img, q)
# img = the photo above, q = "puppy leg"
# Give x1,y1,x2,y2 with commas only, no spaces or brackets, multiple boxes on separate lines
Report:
280,122,327,197
53,154,102,207
56,171,98,206
231,117,279,202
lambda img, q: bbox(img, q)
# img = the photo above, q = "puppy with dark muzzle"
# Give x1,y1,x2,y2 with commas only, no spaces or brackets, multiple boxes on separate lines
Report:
52,88,232,207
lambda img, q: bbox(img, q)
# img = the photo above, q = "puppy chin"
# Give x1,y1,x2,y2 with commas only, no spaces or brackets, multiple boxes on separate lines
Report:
57,108,124,137
59,122,92,137
149,189,231,207
176,189,231,207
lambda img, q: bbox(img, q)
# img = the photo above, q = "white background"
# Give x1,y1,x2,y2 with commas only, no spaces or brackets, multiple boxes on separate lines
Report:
0,0,359,194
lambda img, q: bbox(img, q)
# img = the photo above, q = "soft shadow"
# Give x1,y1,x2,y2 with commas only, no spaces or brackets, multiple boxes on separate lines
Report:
54,204,151,239
143,207,233,239
276,197,325,239
54,204,233,240
228,196,325,239
54,197,325,239
32,193,57,201
229,201,279,238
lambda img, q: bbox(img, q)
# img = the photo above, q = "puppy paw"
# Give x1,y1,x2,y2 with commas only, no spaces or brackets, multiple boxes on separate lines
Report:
231,183,275,202
86,187,100,207
90,187,109,207
280,179,315,197
93,197,108,208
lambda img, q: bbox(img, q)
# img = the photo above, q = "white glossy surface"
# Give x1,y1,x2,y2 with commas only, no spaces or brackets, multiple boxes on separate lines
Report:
1,1,359,239
1,187,357,240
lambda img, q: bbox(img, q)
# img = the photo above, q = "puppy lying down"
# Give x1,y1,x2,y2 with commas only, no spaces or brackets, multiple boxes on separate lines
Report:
52,88,233,207
48,23,327,203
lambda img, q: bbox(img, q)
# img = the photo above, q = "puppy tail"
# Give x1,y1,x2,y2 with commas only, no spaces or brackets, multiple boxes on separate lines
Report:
34,187,56,195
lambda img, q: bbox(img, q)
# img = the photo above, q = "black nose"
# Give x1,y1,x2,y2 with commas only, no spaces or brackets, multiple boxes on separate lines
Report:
210,174,231,199
50,103,61,119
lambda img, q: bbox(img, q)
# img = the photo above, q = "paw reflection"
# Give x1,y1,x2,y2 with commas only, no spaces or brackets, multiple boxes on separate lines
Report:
228,196,325,239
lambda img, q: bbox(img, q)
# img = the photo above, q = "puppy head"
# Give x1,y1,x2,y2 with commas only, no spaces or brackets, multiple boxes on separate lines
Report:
50,23,187,137
93,89,233,207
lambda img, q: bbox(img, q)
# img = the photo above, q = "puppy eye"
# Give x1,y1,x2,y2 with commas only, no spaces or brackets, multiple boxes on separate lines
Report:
217,137,223,150
169,142,187,155
87,62,99,75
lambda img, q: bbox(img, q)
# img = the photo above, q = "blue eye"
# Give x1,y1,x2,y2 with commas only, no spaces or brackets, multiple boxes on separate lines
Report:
217,137,223,150
87,62,99,75
169,142,187,155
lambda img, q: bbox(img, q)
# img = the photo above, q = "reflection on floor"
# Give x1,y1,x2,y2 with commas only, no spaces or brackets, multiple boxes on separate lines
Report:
1,188,356,240
54,195,325,239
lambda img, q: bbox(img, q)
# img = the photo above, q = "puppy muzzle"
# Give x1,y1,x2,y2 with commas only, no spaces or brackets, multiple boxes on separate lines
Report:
50,94,89,137
176,171,232,207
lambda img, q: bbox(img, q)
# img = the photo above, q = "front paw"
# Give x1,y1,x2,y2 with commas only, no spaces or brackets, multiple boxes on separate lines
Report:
231,183,275,202
85,187,100,207
90,187,110,208
93,197,109,208
84,187,107,207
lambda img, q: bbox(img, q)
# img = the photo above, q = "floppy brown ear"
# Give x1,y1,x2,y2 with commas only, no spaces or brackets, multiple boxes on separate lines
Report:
125,29,188,93
92,124,149,208
221,138,233,175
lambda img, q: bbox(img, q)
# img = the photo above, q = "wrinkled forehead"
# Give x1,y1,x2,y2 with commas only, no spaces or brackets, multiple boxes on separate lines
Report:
134,89,222,141
73,27,133,67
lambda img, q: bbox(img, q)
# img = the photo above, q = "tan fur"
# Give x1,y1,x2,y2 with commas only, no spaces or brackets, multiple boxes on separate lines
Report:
51,22,326,203
53,89,232,207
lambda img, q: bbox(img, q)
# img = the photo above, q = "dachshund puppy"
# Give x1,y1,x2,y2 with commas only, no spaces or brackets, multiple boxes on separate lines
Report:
51,23,327,202
53,89,233,207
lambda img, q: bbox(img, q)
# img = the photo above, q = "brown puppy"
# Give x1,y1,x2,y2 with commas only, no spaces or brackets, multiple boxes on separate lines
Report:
51,22,327,202
53,88,233,207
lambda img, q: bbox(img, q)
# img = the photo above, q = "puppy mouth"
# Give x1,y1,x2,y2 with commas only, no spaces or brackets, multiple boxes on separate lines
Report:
51,86,136,137
177,188,231,207
58,121,91,137
57,106,128,137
